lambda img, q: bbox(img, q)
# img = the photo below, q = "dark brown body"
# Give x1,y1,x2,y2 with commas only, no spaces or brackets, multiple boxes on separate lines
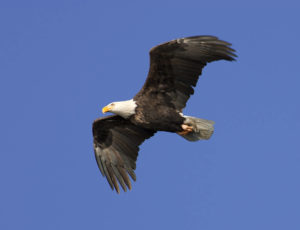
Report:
131,94,184,132
93,36,236,193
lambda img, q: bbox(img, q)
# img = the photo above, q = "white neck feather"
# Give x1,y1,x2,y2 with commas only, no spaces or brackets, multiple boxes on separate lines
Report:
111,99,137,118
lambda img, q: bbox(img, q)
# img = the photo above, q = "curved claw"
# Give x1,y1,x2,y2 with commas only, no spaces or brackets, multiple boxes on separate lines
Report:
177,124,193,135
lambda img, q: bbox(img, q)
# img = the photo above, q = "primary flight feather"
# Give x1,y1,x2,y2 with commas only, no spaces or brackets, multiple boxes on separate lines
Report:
93,35,236,193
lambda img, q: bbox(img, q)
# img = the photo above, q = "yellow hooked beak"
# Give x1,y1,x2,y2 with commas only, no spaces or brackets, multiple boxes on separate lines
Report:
102,105,112,114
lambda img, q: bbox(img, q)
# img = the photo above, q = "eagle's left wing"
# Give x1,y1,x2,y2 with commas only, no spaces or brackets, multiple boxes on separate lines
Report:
92,115,156,193
134,36,236,111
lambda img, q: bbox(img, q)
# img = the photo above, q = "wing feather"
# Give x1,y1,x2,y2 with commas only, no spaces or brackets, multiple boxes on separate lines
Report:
93,115,155,193
134,35,236,110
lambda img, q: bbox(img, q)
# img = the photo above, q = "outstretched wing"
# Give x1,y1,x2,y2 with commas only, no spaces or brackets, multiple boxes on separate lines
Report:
134,36,236,110
92,115,156,193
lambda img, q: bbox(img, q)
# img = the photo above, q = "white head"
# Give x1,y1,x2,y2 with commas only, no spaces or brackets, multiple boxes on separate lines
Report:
102,99,137,119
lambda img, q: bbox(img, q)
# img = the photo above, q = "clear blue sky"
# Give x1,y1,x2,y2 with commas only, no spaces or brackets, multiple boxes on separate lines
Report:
1,1,299,229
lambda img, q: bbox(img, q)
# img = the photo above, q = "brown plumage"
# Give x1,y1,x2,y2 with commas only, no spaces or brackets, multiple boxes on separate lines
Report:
93,115,155,193
93,36,236,193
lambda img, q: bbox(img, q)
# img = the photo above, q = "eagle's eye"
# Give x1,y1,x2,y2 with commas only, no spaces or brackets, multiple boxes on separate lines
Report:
111,103,115,106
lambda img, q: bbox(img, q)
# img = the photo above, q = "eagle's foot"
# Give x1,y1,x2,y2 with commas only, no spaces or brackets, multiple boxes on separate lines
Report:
177,124,193,135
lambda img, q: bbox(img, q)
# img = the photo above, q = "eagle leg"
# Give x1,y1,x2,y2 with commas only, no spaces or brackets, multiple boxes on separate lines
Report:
177,124,193,135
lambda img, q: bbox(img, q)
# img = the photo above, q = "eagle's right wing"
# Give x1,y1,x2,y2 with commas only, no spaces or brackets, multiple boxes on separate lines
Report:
93,115,156,193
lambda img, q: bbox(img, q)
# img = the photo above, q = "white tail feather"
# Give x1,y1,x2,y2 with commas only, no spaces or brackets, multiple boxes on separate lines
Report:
179,116,215,142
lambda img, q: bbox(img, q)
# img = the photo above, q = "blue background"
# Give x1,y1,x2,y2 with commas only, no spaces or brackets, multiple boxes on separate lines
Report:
1,1,299,229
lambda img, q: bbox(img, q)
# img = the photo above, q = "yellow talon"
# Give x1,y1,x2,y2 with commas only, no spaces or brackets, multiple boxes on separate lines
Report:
177,124,193,135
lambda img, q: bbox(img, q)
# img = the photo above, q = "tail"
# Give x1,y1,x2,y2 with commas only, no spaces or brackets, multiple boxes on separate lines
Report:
179,116,215,142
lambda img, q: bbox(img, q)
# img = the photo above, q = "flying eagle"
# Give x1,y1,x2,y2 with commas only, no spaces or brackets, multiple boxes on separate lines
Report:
93,35,236,193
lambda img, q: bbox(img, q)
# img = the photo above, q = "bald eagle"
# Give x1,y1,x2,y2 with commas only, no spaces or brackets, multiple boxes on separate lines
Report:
93,35,236,193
